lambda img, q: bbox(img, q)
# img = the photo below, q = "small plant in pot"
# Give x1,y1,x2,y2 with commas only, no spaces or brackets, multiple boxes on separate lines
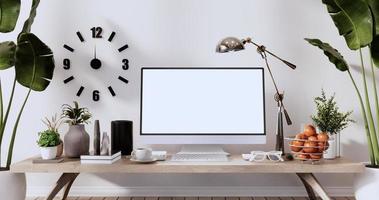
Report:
37,130,61,160
311,90,354,159
62,101,91,158
41,114,64,157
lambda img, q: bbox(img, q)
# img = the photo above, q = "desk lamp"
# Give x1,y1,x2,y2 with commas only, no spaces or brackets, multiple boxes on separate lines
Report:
216,37,296,154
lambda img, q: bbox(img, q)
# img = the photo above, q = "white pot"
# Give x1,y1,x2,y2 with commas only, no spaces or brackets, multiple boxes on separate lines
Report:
0,170,26,200
40,146,57,160
324,135,336,159
354,165,379,200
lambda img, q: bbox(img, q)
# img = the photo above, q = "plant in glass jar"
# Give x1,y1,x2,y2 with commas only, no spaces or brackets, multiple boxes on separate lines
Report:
311,89,354,157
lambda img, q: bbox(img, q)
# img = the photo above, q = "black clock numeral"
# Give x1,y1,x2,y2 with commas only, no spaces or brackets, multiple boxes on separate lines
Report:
63,59,70,70
122,59,129,70
93,90,100,101
91,27,103,38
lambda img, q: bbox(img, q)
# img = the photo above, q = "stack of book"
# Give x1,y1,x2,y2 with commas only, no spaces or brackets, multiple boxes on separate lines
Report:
80,151,121,164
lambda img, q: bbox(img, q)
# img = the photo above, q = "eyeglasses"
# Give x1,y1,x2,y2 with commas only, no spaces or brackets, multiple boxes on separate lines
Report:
249,151,284,162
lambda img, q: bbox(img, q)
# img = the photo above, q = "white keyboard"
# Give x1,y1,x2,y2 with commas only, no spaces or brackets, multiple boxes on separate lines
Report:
171,154,229,162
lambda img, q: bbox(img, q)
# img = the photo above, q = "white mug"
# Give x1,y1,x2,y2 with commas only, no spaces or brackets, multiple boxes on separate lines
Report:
131,147,153,161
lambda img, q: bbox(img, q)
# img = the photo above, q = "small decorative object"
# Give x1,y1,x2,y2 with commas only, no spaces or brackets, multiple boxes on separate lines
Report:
37,129,61,160
311,90,354,159
216,36,296,154
111,120,133,155
285,124,330,164
62,26,130,102
41,114,64,158
38,114,63,159
94,120,101,155
100,132,110,156
62,101,92,158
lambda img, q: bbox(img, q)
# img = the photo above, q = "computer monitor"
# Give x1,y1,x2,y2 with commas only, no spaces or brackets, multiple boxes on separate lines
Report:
140,67,266,144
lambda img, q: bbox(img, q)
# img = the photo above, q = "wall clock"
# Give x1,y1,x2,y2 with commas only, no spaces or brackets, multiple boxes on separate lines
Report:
62,26,129,102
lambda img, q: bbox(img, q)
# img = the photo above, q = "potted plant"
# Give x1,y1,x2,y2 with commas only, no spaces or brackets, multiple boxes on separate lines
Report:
37,129,61,160
311,90,354,159
304,1,379,199
41,114,64,157
62,101,92,158
0,0,55,199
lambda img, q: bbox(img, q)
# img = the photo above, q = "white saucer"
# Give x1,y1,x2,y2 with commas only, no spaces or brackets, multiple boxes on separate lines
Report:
130,157,157,163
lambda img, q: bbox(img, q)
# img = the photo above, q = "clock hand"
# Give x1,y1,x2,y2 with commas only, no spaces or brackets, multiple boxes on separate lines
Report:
94,45,97,59
91,45,101,70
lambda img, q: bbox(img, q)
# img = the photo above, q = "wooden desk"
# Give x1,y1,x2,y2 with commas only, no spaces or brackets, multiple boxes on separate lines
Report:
11,155,364,200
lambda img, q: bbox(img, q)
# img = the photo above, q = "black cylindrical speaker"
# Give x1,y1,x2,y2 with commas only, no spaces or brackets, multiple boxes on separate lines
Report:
111,120,133,155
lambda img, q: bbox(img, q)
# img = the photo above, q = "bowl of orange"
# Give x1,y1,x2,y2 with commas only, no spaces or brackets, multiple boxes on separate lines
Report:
285,124,330,163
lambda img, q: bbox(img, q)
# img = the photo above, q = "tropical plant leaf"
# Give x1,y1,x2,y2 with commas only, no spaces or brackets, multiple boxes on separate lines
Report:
366,0,379,35
322,0,373,50
371,36,379,66
15,33,55,91
21,0,40,33
0,0,21,32
0,41,16,69
305,38,349,72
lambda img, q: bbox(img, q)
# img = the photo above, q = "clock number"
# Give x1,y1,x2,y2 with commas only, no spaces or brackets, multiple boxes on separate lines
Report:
122,59,129,70
91,27,103,38
63,59,70,69
93,90,100,101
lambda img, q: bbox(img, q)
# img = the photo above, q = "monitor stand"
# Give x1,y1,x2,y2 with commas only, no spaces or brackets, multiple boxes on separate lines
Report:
177,145,230,155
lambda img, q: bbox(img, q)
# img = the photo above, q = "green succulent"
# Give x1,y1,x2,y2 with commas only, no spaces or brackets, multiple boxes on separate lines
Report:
37,130,60,147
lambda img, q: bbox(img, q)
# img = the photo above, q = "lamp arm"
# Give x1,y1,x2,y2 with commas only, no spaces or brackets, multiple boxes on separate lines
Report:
245,40,296,70
260,51,293,126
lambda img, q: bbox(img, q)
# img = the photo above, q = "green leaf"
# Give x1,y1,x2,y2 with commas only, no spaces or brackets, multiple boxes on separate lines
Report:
0,41,16,69
21,0,40,33
322,0,373,50
305,38,349,71
366,0,379,35
371,36,379,66
15,33,55,91
0,0,21,32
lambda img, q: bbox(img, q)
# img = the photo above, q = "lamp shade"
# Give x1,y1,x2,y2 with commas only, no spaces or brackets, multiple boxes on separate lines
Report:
216,37,245,53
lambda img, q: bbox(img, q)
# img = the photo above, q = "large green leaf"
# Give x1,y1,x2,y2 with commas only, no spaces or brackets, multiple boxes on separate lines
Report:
0,41,16,69
0,0,21,32
322,0,373,50
305,38,349,72
366,0,379,35
21,0,40,33
371,36,379,66
15,33,55,91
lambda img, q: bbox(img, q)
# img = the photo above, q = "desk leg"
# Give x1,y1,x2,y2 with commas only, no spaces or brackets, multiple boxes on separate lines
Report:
296,173,331,200
45,173,79,200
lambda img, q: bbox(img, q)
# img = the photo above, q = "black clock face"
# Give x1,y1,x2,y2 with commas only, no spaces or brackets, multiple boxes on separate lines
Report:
62,26,129,102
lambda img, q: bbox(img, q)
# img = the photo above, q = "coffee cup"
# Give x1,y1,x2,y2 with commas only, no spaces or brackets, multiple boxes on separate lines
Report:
131,147,153,161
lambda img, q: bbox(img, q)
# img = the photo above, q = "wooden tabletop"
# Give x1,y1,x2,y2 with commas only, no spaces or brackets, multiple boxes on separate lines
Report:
10,155,364,174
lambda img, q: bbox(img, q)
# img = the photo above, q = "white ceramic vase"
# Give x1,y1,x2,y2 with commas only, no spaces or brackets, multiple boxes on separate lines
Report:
40,146,57,159
354,166,379,200
324,134,336,159
0,170,26,200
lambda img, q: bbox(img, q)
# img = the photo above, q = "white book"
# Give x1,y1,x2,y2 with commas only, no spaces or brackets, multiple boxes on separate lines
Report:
80,155,121,164
80,151,121,160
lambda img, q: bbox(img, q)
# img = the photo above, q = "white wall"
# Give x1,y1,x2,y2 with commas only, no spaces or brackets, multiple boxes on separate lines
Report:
0,0,371,196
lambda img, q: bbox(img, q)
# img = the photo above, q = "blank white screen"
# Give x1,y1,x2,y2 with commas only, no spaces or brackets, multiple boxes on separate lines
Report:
141,68,265,135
